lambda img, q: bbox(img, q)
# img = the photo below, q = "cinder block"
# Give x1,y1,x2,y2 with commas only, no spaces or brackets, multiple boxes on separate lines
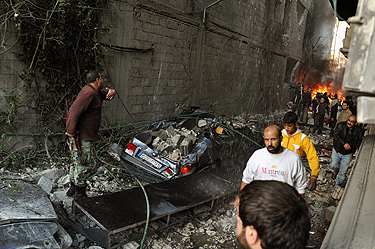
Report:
165,126,176,137
170,134,184,147
325,206,336,222
50,190,67,203
38,176,53,194
180,138,193,156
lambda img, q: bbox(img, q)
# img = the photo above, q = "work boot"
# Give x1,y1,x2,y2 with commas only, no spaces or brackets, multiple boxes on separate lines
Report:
74,185,87,200
66,181,76,197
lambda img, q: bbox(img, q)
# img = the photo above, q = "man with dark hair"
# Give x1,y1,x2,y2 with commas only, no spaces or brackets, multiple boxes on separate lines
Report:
313,96,328,134
335,100,352,128
236,180,310,249
66,70,116,199
241,125,307,196
282,111,320,190
331,115,363,188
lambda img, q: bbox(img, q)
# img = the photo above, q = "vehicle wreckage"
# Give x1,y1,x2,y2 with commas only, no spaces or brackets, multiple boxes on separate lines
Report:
119,109,224,182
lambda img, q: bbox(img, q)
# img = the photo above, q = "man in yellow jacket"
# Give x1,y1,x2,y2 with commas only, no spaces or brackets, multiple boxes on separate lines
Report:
281,111,320,191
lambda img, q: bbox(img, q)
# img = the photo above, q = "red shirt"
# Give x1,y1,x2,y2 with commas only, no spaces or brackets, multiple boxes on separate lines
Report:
66,85,107,141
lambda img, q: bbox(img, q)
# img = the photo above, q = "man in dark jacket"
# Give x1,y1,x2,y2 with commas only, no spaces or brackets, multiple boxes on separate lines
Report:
300,87,312,124
329,94,340,137
66,70,116,199
331,115,363,187
312,97,328,134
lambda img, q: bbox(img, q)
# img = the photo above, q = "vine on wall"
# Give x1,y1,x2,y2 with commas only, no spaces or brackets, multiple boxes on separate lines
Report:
0,0,108,168
0,0,107,134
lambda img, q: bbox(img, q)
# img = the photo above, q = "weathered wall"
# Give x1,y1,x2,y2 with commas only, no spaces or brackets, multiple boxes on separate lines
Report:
0,1,38,150
100,0,317,122
0,0,335,150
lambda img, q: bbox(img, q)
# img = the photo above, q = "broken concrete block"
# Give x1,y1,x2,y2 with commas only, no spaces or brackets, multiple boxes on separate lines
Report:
168,149,182,161
108,143,122,161
151,129,167,140
57,174,70,187
186,134,197,144
180,139,193,156
170,134,184,147
325,206,336,222
180,127,193,137
156,141,173,153
38,176,53,194
122,241,140,249
36,168,65,183
50,190,67,203
165,125,176,137
152,137,162,149
40,168,58,181
198,119,207,127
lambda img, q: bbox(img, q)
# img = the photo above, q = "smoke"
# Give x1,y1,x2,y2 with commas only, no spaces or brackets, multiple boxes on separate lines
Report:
296,0,346,96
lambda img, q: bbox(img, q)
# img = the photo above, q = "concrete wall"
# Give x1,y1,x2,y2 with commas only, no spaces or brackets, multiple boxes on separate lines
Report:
0,0,333,150
0,2,37,150
100,0,317,122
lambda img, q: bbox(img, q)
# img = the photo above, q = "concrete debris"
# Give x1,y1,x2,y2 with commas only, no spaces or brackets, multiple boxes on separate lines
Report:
325,206,337,222
152,129,168,141
180,138,193,156
50,190,68,204
57,174,70,186
108,143,123,161
122,241,139,249
165,126,176,138
331,186,344,200
37,175,53,194
1,109,355,248
198,119,207,127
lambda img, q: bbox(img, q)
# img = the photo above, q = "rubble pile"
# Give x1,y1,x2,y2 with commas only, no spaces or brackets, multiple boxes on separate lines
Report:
0,110,357,248
147,125,199,161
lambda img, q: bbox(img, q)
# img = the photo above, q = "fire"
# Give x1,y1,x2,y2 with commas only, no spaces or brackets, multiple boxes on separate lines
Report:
311,85,329,100
310,84,344,102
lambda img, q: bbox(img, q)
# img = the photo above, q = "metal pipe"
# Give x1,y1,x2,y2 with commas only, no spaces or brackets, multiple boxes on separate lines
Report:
203,0,224,23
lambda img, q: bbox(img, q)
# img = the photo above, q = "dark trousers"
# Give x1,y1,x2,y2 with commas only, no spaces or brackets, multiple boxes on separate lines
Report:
329,119,337,137
313,114,324,134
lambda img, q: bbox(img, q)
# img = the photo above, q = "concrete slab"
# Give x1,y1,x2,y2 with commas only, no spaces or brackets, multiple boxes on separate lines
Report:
0,179,57,225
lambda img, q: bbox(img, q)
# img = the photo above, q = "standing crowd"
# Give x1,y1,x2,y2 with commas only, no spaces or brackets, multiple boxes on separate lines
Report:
64,73,364,249
236,85,365,249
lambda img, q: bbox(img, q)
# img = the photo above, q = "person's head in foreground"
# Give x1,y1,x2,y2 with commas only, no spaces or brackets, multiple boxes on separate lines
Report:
236,180,311,249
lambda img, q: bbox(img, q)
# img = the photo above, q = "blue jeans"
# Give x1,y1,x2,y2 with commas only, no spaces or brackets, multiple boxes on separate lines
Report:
330,148,352,187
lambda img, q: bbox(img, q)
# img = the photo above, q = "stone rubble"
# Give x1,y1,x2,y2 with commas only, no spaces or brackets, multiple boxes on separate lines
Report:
0,110,358,248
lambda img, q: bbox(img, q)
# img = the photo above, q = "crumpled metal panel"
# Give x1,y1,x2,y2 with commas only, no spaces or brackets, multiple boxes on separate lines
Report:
0,179,57,225
0,221,59,248
343,0,375,93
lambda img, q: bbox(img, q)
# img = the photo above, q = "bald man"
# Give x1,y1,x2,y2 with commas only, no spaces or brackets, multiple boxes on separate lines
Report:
241,125,308,196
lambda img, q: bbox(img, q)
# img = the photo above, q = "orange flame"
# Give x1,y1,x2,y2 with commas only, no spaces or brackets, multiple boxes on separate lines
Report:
311,85,344,101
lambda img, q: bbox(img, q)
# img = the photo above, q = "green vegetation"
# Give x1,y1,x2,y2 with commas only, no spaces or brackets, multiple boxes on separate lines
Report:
0,0,107,169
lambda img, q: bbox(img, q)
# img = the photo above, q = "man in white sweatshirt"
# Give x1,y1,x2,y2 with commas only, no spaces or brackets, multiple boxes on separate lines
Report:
240,125,308,197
